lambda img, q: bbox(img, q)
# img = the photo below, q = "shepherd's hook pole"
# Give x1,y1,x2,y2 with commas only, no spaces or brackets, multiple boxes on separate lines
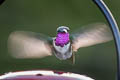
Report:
93,0,120,80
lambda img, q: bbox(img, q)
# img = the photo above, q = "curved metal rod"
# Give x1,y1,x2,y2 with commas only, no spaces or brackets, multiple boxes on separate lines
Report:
93,0,120,80
0,0,5,5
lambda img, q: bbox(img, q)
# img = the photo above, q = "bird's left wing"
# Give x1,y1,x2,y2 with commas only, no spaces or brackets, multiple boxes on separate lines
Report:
71,23,113,52
8,31,53,59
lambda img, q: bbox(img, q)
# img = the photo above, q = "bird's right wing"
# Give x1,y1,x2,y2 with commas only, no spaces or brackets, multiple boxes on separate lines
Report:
8,31,53,59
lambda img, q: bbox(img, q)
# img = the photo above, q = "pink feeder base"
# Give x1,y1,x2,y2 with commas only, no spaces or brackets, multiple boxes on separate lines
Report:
0,70,94,80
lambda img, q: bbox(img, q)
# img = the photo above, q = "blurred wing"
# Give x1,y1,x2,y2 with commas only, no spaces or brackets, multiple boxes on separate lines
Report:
8,31,53,59
71,23,113,51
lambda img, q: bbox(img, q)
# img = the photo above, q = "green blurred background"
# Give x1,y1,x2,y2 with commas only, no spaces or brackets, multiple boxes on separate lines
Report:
0,0,119,80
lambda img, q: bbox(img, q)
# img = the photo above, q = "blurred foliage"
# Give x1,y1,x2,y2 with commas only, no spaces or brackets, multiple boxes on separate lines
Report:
0,0,119,80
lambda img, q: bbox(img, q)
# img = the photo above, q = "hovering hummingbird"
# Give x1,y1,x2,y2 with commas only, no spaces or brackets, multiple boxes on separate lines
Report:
8,23,113,63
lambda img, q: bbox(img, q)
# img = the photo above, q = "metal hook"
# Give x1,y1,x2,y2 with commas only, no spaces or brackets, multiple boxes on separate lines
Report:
93,0,120,80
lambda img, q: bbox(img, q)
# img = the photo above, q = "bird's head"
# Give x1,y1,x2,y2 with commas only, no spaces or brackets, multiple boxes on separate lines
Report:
55,26,70,47
57,26,70,33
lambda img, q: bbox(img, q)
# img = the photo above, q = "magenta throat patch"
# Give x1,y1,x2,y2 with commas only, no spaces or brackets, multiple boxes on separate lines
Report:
55,32,70,47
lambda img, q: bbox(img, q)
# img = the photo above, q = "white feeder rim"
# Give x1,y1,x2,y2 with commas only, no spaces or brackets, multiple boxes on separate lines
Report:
0,70,94,80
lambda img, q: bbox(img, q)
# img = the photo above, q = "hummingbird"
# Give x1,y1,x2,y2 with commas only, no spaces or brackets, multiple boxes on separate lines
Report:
8,23,113,63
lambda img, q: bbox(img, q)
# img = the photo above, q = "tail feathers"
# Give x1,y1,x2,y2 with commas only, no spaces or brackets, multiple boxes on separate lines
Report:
68,53,75,64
